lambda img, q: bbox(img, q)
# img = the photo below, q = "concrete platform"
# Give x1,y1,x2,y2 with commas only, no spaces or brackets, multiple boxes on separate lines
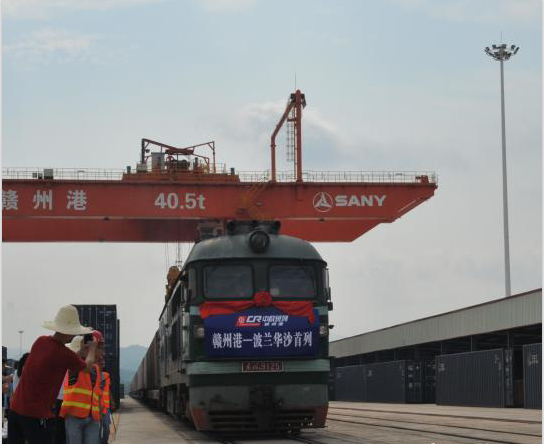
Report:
112,398,216,444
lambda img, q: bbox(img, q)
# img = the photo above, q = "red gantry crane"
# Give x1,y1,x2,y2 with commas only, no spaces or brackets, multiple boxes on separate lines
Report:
2,90,437,242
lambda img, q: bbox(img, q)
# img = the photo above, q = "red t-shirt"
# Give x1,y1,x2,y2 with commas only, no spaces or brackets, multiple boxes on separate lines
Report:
10,335,86,418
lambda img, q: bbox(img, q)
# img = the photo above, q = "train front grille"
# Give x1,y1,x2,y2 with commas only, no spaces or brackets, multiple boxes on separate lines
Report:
208,410,258,430
272,409,315,430
208,409,315,431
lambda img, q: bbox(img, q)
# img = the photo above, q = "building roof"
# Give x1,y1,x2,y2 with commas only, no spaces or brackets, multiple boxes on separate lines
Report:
330,289,542,358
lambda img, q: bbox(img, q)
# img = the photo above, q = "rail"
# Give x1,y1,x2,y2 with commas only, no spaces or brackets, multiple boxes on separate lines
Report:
2,167,437,184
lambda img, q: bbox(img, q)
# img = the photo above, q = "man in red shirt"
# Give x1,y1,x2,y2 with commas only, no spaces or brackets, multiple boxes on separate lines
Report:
8,305,98,444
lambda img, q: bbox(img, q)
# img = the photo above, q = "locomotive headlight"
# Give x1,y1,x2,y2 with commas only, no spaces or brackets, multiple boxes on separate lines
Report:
194,326,205,339
249,230,269,253
319,325,329,337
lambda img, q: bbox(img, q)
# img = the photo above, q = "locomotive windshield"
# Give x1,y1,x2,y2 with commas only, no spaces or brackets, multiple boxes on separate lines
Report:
204,264,253,298
269,265,315,298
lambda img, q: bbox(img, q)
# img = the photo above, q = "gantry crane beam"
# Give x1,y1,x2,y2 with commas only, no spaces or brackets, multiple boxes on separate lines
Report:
2,177,436,242
3,90,438,242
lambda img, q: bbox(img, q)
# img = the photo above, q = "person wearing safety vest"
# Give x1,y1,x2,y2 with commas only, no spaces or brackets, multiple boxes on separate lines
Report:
60,330,105,444
8,306,98,444
53,337,82,444
98,357,112,444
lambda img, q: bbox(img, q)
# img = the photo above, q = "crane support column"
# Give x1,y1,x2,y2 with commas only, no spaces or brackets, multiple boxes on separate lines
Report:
295,89,303,183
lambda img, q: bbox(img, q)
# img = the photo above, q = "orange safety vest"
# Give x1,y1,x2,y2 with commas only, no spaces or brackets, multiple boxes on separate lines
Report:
60,365,102,421
101,372,111,414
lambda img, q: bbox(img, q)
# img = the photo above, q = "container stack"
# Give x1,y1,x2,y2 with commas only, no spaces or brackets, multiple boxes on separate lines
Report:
74,304,120,410
335,365,365,401
335,360,423,403
334,346,541,408
523,343,542,409
422,360,436,403
436,349,507,407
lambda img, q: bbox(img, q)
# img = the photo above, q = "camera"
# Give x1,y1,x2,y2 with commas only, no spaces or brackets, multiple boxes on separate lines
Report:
83,333,93,344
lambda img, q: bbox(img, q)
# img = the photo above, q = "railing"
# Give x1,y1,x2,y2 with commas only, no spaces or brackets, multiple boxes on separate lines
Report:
2,167,437,184
238,170,437,184
2,167,126,181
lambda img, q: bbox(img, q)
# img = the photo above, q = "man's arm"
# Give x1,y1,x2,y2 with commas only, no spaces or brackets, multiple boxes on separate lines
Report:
83,340,98,372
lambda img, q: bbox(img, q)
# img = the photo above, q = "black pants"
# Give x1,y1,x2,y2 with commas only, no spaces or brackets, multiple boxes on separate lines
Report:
52,400,65,444
7,410,55,444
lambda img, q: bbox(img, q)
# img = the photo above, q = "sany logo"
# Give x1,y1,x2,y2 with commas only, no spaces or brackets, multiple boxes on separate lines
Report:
236,315,262,327
312,192,386,213
313,192,334,213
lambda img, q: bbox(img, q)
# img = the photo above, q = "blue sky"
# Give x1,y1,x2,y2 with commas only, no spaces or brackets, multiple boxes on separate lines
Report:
2,0,542,350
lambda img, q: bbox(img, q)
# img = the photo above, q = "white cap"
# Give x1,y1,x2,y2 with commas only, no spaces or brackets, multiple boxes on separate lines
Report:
66,336,84,353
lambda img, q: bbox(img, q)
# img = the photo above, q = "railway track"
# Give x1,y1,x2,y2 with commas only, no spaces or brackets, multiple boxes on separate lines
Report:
207,432,339,444
180,410,542,444
329,405,542,424
327,410,541,437
203,417,541,444
326,408,542,444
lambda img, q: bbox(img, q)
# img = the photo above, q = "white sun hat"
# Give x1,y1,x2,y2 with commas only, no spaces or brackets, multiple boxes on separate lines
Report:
42,305,93,335
66,336,84,353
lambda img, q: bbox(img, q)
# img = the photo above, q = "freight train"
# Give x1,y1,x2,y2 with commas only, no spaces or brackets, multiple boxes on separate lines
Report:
130,221,332,432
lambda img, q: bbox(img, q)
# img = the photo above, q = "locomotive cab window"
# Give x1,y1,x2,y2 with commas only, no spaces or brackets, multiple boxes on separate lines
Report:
323,267,330,299
171,285,181,316
269,264,315,298
183,268,196,307
204,264,253,299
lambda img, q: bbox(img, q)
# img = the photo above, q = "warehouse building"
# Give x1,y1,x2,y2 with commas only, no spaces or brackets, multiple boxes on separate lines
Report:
330,289,542,408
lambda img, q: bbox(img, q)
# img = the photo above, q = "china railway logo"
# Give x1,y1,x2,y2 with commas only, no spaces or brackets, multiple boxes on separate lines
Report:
313,192,333,213
236,315,289,327
236,316,261,327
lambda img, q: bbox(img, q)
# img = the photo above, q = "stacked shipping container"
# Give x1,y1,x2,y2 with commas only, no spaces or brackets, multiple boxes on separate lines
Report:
334,345,541,408
74,305,120,410
523,343,542,409
435,348,512,407
335,365,365,401
422,360,436,403
335,360,423,403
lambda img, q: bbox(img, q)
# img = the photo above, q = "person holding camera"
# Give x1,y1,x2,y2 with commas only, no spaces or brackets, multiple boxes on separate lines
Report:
60,330,105,444
8,305,97,444
97,358,112,444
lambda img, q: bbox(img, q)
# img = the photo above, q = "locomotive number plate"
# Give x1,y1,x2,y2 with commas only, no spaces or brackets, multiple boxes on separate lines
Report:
242,361,283,372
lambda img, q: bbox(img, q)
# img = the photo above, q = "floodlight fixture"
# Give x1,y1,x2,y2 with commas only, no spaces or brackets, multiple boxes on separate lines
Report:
484,43,520,61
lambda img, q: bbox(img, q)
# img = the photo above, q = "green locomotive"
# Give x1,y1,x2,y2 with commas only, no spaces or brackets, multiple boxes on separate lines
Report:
131,221,332,432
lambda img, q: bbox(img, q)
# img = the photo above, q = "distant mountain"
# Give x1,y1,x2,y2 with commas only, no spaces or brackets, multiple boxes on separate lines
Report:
119,344,147,385
120,367,137,386
120,344,147,369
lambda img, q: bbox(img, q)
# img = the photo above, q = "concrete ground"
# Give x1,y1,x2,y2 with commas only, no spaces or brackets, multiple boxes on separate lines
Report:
112,398,216,444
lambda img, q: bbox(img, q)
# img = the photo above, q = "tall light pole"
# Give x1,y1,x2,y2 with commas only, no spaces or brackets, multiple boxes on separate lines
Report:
18,330,24,359
484,43,519,297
